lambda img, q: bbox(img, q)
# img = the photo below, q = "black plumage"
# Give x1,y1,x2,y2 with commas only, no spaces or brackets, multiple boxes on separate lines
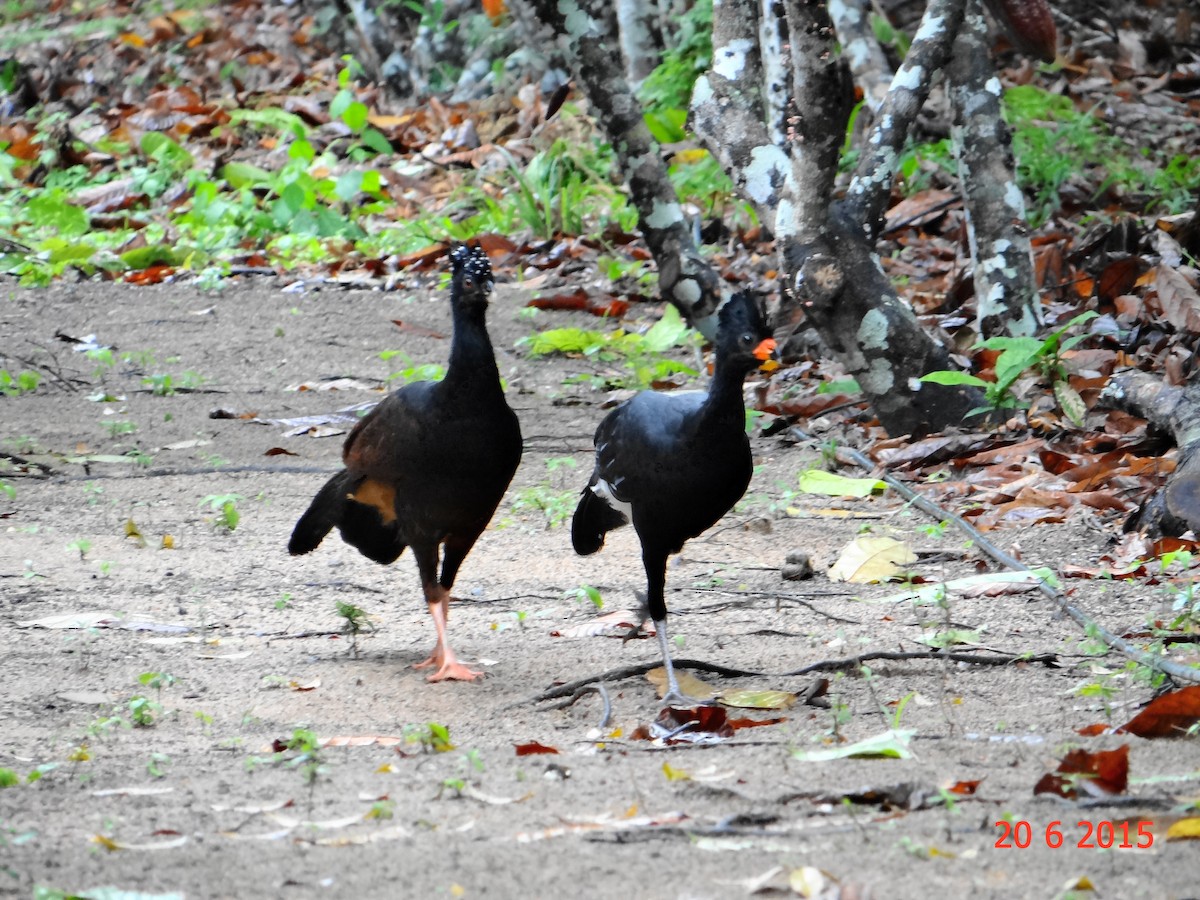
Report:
571,292,775,704
289,244,522,682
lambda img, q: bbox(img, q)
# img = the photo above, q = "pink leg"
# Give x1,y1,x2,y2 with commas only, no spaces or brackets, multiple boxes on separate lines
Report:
412,586,481,682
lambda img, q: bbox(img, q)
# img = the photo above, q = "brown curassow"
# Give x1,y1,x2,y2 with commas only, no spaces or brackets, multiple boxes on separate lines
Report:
571,292,775,705
288,244,521,682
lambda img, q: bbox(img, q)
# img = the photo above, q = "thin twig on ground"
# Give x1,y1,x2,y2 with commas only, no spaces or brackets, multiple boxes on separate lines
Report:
548,684,613,729
523,648,1059,706
795,428,1200,686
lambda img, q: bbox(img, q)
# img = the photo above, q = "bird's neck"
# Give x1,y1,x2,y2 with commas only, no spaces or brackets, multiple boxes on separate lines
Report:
443,303,502,393
701,357,750,426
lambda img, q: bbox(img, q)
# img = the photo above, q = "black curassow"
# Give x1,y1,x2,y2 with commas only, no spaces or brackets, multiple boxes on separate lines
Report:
289,244,522,682
571,292,776,705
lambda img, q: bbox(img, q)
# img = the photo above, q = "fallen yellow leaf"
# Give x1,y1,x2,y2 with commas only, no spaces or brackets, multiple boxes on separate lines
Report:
828,535,917,583
1167,817,1200,840
646,667,718,700
662,762,690,782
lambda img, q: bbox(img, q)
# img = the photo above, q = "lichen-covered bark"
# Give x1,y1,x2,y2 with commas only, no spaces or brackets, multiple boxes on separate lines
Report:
781,0,852,218
843,0,966,239
688,0,775,227
689,0,983,435
948,0,1039,338
616,0,663,87
803,210,981,435
828,0,892,111
519,0,725,338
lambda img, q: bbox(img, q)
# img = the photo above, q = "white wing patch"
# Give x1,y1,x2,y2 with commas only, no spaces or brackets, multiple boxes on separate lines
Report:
591,478,632,523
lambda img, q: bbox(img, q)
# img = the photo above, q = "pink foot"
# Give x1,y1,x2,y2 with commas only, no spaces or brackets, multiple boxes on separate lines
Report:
425,660,483,682
412,650,442,671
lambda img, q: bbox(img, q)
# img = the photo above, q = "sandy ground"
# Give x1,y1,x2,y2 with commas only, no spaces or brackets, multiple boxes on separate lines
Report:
1,274,1197,899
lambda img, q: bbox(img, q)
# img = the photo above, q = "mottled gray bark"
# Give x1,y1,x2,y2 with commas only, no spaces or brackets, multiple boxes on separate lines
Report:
616,0,664,87
688,0,773,225
844,0,966,237
828,0,892,111
948,0,1039,339
520,0,725,339
693,0,980,436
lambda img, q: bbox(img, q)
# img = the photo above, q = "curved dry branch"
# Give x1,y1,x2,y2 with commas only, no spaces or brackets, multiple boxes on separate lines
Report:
843,0,966,237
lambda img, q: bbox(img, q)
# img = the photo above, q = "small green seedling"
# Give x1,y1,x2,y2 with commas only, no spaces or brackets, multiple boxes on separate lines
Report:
127,695,158,728
102,420,137,438
146,752,170,778
566,584,604,610
67,539,92,560
0,369,39,397
335,600,375,656
404,722,454,754
200,493,242,531
283,728,326,788
921,311,1097,423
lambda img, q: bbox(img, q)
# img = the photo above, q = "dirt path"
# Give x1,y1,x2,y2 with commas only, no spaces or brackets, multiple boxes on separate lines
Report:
0,277,1192,898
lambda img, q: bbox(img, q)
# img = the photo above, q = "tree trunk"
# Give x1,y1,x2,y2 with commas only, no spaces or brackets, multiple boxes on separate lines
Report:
616,0,663,88
947,0,1040,339
690,0,983,435
518,0,726,340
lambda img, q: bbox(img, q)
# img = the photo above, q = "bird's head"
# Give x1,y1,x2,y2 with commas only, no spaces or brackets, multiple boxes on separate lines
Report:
716,291,776,372
448,243,495,308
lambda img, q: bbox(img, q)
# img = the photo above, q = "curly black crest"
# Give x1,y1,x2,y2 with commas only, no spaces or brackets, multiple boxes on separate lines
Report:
716,291,766,336
449,244,494,294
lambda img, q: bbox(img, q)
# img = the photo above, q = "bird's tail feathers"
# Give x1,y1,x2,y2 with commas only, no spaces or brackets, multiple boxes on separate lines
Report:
288,470,356,556
571,483,628,555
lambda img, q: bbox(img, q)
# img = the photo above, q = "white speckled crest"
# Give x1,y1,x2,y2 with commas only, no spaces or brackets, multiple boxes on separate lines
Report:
449,244,493,292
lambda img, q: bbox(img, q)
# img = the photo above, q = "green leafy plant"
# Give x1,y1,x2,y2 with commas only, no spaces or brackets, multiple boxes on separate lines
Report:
440,747,485,797
510,484,576,529
404,721,454,754
380,350,446,384
638,0,712,114
66,539,92,560
920,311,1097,422
101,419,137,438
335,599,375,656
1004,85,1200,227
146,752,171,779
522,304,699,390
566,584,604,610
283,728,326,788
0,368,39,396
127,695,158,727
200,493,242,531
494,139,633,239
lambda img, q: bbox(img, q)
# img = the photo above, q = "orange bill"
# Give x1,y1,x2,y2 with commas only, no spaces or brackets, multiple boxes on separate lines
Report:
754,337,778,372
753,337,777,361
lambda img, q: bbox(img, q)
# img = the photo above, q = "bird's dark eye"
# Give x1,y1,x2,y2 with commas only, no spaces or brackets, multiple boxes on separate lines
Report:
741,332,754,345
463,276,475,290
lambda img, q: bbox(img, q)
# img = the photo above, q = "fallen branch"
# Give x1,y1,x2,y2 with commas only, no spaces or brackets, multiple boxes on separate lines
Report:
525,659,767,705
525,648,1058,706
777,649,1060,677
1101,368,1200,537
813,428,1200,686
